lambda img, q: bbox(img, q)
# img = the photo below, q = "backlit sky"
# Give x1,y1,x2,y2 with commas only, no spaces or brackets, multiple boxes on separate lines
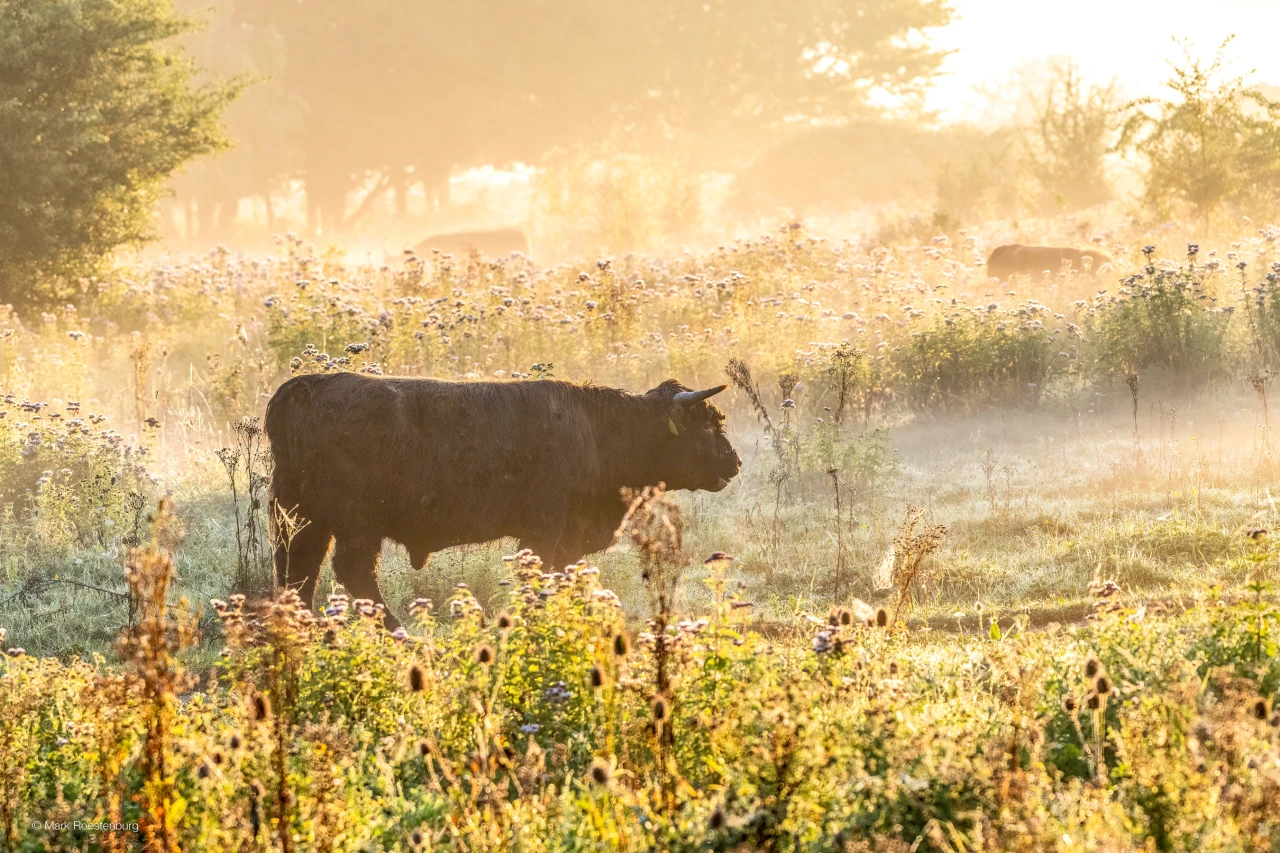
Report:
927,0,1280,120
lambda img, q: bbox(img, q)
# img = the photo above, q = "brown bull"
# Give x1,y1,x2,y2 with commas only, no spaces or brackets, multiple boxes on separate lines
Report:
265,373,739,622
414,227,529,259
986,244,1112,280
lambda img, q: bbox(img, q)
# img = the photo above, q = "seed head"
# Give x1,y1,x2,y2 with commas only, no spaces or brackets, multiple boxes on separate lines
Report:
249,693,271,722
408,663,427,692
651,694,669,722
1251,697,1270,721
475,644,494,665
875,608,889,628
228,731,243,751
417,739,430,757
590,664,605,689
1093,675,1111,695
496,610,514,631
1084,658,1101,679
709,805,727,831
1086,692,1102,711
612,631,630,657
409,828,425,850
1061,695,1077,714
588,758,612,787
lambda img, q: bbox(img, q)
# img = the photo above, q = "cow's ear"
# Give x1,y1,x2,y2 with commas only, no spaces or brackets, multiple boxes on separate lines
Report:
669,418,680,436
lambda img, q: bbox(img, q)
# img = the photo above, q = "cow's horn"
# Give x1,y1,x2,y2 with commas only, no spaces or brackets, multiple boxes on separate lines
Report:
673,384,727,405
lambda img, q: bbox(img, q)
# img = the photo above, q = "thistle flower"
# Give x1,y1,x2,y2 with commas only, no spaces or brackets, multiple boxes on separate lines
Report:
408,663,427,692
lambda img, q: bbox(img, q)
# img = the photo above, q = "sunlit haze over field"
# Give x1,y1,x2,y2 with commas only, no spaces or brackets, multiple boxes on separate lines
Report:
932,0,1280,119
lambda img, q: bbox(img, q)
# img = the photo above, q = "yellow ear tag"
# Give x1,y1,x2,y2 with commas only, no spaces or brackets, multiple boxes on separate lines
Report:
669,418,680,436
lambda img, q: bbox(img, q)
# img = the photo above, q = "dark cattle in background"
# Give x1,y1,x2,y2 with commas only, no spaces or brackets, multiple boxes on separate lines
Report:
265,373,740,623
986,244,1112,280
414,227,529,259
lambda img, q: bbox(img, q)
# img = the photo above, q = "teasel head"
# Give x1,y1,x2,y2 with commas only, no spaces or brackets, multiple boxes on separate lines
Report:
651,694,669,723
612,630,630,657
1084,658,1101,679
709,805,727,831
496,610,514,632
1093,675,1111,696
1251,697,1270,721
588,757,612,787
875,608,889,628
249,692,271,722
408,663,427,693
590,664,605,690
1086,692,1102,711
1061,694,1077,714
475,643,495,666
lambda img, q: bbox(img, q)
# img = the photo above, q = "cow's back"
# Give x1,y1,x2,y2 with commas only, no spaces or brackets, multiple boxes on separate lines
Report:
266,373,600,541
415,228,529,259
987,244,1109,279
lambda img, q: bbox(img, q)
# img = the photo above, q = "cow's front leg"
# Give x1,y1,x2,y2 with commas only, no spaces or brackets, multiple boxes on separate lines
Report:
331,533,399,629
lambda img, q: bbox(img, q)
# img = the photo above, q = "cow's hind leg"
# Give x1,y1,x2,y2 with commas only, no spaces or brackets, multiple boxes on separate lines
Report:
331,534,398,628
274,520,332,613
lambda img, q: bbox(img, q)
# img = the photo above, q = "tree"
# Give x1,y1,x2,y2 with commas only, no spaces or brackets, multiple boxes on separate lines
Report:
1117,38,1280,231
210,0,954,235
0,0,238,307
1021,59,1119,212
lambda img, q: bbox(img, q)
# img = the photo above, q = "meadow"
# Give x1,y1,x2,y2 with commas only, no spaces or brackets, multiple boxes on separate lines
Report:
2,216,1280,851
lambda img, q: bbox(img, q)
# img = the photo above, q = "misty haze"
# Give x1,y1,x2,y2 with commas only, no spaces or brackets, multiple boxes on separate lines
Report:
2,1,1279,850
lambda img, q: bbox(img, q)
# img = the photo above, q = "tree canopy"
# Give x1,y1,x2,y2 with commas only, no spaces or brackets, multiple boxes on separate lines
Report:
0,0,239,305
174,0,955,235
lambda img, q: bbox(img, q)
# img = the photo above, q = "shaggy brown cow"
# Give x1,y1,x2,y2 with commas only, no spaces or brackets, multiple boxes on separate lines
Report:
265,373,740,622
414,227,529,259
986,244,1112,280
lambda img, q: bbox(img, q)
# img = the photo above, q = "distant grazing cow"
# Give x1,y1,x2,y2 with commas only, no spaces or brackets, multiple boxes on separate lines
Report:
414,227,529,259
265,373,740,623
986,244,1112,280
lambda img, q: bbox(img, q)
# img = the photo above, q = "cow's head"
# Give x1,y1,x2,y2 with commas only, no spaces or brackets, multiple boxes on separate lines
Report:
647,380,740,492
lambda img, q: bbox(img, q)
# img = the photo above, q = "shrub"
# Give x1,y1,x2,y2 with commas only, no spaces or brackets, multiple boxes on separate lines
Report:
1085,247,1233,381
